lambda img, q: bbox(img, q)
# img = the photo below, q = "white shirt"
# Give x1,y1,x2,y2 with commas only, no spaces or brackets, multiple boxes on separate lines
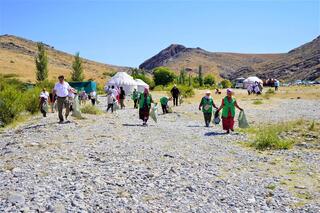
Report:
54,82,71,97
40,91,49,99
111,88,118,97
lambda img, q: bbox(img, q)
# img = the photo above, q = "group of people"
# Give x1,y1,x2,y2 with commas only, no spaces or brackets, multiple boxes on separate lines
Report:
247,81,263,95
199,88,243,134
40,76,243,133
39,75,96,123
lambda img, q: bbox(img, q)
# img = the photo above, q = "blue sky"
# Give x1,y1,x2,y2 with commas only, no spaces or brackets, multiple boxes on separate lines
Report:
0,0,319,67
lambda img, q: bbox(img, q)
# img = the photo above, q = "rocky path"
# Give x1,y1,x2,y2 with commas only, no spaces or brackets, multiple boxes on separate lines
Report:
0,97,319,212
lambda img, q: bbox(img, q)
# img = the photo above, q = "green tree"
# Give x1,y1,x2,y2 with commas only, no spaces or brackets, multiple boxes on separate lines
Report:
35,42,48,82
179,68,186,84
221,79,232,88
153,67,176,86
198,65,203,87
188,73,192,87
71,52,84,81
204,74,216,86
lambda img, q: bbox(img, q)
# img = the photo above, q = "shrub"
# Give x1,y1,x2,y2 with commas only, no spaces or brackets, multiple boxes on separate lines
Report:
0,86,25,126
153,85,164,91
177,84,195,98
153,67,176,86
252,99,263,105
204,74,216,86
250,126,293,150
81,105,102,115
23,87,42,114
266,88,275,94
35,80,55,91
220,79,232,88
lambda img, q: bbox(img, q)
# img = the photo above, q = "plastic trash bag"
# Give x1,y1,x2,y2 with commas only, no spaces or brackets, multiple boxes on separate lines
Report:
71,95,82,118
213,110,220,125
167,106,173,113
179,96,184,105
238,110,249,128
150,104,158,123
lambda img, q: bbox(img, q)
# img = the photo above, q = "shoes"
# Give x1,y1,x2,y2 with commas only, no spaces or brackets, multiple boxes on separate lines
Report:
59,120,64,124
226,130,230,134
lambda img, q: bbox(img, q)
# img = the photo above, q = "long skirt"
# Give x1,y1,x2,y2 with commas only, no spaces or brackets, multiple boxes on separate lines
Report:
139,106,150,121
222,115,234,131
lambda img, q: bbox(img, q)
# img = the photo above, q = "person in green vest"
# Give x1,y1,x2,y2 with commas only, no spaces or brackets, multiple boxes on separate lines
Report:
160,96,172,114
139,88,154,126
132,88,139,109
216,88,243,134
199,91,218,127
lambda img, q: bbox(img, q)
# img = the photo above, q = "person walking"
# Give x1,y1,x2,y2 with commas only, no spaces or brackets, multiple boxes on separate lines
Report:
119,87,126,109
90,90,97,106
216,89,243,134
139,88,153,126
170,84,180,106
274,80,279,91
53,75,72,123
106,91,115,113
39,88,49,117
199,91,218,127
49,91,57,113
132,88,139,109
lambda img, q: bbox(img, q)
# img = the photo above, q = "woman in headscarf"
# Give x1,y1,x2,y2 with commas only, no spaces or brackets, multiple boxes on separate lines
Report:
199,90,218,127
217,88,243,134
138,88,153,126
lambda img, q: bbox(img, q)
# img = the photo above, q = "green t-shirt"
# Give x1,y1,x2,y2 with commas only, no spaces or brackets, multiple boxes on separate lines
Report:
160,97,169,105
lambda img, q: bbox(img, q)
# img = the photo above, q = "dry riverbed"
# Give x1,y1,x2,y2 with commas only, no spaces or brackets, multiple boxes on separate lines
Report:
0,94,319,212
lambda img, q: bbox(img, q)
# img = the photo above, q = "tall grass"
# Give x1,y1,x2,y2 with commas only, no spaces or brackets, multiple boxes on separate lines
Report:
80,104,103,115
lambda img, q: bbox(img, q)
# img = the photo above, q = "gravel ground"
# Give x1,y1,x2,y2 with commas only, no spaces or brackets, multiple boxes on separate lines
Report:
0,96,319,212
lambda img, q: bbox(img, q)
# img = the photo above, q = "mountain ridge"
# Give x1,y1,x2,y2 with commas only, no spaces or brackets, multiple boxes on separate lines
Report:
140,36,320,81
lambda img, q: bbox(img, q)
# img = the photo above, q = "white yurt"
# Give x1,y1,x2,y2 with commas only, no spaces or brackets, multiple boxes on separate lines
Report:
243,76,263,89
135,79,149,93
106,72,137,95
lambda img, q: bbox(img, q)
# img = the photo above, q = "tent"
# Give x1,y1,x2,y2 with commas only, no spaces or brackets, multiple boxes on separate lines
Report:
69,81,96,93
135,79,149,92
105,72,137,95
243,76,263,89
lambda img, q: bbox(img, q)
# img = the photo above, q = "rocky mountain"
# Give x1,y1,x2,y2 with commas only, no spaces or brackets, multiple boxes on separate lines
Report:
139,36,320,81
0,35,128,85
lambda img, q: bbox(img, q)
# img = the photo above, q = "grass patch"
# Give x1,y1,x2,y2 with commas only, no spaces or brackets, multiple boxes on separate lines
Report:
266,183,276,190
251,127,294,150
252,99,263,105
308,120,315,131
241,120,310,150
80,105,103,115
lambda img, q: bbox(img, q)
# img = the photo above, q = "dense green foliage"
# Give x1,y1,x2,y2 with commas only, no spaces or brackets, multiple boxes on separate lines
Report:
0,86,25,125
71,52,84,81
35,42,48,82
220,79,232,88
204,74,216,86
153,83,195,98
0,75,55,126
153,67,176,86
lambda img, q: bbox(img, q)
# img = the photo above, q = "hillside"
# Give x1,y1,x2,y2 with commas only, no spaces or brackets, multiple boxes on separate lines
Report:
0,35,128,85
139,37,320,81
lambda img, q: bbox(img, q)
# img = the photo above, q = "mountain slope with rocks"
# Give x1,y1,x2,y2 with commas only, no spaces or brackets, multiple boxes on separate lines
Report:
139,36,320,81
0,34,128,85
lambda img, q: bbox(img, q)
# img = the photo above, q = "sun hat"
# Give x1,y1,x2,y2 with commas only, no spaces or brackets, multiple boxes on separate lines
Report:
227,88,233,93
205,90,211,94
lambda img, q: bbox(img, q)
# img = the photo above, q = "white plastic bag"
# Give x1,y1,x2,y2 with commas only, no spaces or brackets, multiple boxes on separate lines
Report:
150,104,158,123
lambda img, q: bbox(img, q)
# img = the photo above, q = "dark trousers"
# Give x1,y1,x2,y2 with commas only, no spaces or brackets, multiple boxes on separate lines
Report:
203,112,212,127
173,96,178,106
107,104,113,113
57,97,69,122
161,104,168,114
134,99,138,108
91,98,96,106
